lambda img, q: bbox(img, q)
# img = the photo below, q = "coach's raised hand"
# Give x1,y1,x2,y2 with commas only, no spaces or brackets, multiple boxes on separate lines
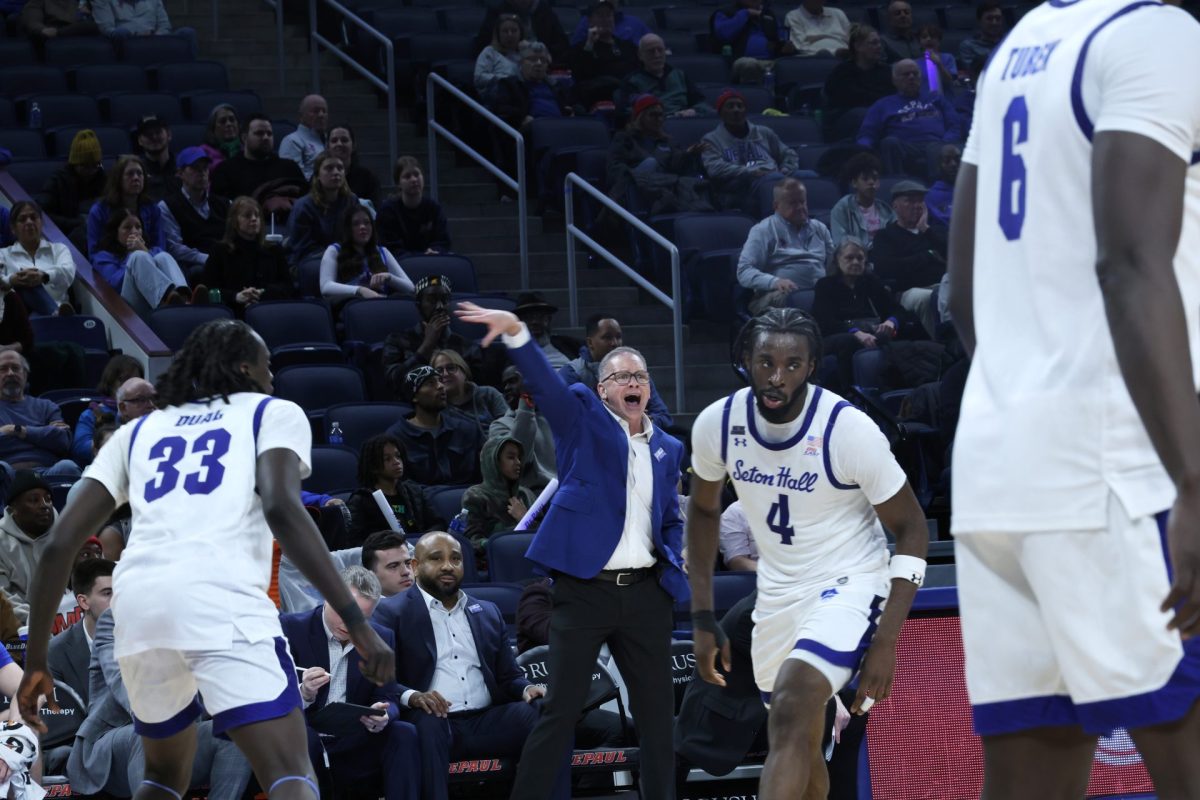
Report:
454,301,523,347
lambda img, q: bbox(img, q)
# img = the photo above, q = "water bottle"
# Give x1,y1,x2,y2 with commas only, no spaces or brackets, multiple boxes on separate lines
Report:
207,287,222,304
328,422,344,446
28,102,41,130
448,509,468,535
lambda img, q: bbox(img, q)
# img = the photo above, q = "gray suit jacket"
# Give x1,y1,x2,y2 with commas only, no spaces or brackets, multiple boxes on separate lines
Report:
48,621,90,707
65,609,133,794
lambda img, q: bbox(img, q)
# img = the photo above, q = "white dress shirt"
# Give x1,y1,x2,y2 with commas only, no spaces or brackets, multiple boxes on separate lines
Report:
303,612,354,709
401,586,492,712
0,239,76,304
602,406,658,571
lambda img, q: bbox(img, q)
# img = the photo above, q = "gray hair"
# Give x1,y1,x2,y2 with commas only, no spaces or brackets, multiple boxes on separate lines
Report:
519,41,551,63
340,565,382,602
0,349,30,374
598,346,647,380
892,59,918,78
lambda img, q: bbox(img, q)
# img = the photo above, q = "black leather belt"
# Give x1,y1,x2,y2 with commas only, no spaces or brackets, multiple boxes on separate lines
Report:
593,568,653,586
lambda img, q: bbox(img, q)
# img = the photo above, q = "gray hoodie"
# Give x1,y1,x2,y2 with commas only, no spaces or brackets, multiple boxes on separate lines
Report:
701,122,799,185
736,212,834,292
0,510,54,623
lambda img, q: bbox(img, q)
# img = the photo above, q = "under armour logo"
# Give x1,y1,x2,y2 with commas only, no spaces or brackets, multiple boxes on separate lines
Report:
734,437,747,447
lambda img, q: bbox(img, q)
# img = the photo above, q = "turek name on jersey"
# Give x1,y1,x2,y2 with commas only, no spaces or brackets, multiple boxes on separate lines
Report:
732,460,819,492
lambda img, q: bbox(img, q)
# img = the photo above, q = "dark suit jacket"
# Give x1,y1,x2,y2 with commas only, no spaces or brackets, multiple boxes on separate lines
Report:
279,606,401,729
373,585,529,707
67,610,134,794
508,335,690,603
48,620,90,707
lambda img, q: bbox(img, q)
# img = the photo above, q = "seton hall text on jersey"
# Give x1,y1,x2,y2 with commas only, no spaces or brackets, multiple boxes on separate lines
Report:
731,460,819,492
175,409,225,426
998,40,1060,81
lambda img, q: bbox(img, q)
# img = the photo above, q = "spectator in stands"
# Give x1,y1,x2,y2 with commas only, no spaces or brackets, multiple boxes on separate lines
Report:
93,207,192,314
463,436,536,558
736,178,834,313
718,500,757,570
701,90,802,212
492,41,574,131
211,115,308,204
71,354,143,465
823,24,892,118
200,103,241,171
319,206,414,306
712,0,791,84
514,292,573,369
829,152,894,247
362,530,414,597
203,196,294,311
387,367,483,488
917,25,958,93
570,0,648,46
569,1,640,110
0,470,57,622
785,0,850,57
49,557,114,706
618,34,712,119
91,0,196,54
606,95,712,214
925,143,959,227
473,0,571,64
382,275,485,397
475,13,524,103
134,115,179,204
813,237,906,390
0,350,80,480
327,124,381,210
870,180,946,336
857,59,963,179
39,130,106,243
67,609,254,798
880,0,921,61
86,154,164,259
559,314,673,429
488,365,555,494
20,0,100,38
377,156,452,257
433,349,507,434
958,1,1006,74
347,435,442,543
0,200,75,317
115,377,156,424
159,147,231,283
282,567,420,800
372,532,559,800
280,94,329,181
287,151,359,294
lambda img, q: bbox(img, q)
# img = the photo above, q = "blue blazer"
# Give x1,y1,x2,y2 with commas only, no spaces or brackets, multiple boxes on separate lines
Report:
508,336,690,603
373,585,530,706
279,606,402,723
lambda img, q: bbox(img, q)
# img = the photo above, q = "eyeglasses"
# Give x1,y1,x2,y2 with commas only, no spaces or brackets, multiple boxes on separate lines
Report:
433,365,462,376
602,371,650,386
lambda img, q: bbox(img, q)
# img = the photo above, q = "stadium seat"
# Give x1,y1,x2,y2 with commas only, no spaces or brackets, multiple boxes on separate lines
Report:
448,294,515,341
243,299,342,368
670,638,695,713
939,5,980,30
44,37,116,68
665,54,730,85
656,6,715,31
0,40,36,68
426,485,468,525
105,92,184,127
72,64,149,97
303,445,360,494
660,29,701,56
662,116,717,149
270,118,296,143
30,316,108,354
341,298,422,351
147,305,235,350
0,129,46,160
3,159,61,194
0,67,68,99
551,6,580,31
437,5,487,34
673,212,757,321
461,583,522,631
324,402,410,450
851,347,886,390
48,125,131,159
25,94,101,128
712,571,757,615
41,388,102,430
119,35,193,65
167,122,206,150
404,32,478,67
772,56,841,100
398,254,478,295
155,60,229,93
794,143,830,172
184,90,262,123
368,7,442,36
754,114,822,146
273,365,367,418
0,99,14,128
785,288,815,312
485,531,536,584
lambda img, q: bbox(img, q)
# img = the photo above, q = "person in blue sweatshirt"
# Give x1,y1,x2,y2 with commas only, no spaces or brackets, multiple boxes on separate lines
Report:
856,58,963,181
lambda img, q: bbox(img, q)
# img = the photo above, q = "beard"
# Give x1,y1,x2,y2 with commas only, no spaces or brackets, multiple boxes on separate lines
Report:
753,381,809,424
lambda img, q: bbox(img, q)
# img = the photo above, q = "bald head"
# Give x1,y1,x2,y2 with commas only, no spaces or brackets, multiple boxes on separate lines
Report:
638,33,667,74
414,532,464,602
117,378,156,422
414,532,459,561
298,94,328,133
892,59,921,97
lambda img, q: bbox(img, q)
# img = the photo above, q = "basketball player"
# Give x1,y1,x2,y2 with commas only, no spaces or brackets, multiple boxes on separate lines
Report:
686,308,929,800
16,320,394,800
947,0,1200,796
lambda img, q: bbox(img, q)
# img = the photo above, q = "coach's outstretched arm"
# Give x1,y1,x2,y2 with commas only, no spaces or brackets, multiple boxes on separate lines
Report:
1094,130,1200,638
258,449,394,684
686,475,733,686
16,478,117,730
852,484,929,715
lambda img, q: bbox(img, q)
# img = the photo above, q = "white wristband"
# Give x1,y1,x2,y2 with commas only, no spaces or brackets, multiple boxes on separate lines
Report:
889,554,926,587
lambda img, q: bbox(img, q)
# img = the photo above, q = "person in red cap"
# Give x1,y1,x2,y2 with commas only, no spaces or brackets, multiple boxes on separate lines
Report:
701,89,804,213
607,95,713,211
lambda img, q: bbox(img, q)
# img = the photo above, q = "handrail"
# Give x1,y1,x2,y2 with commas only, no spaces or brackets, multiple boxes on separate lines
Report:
563,173,685,412
309,0,398,172
426,72,528,291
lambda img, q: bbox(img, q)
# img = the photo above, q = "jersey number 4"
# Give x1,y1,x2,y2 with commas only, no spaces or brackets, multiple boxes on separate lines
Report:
143,429,232,502
767,494,796,545
999,96,1029,241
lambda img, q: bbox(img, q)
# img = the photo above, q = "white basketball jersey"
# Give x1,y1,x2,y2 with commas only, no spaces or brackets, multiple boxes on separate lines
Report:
691,386,906,606
953,0,1200,533
88,393,313,657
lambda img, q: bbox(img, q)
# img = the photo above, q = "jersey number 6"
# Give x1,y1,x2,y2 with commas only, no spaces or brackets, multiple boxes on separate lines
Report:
143,429,232,502
999,95,1029,241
